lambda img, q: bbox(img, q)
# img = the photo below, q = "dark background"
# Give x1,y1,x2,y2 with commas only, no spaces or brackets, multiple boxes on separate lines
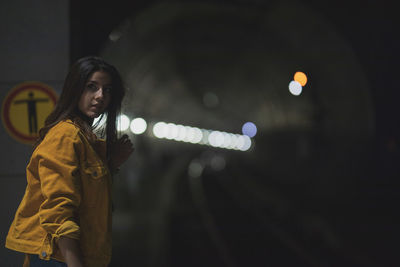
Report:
69,0,399,266
70,0,400,169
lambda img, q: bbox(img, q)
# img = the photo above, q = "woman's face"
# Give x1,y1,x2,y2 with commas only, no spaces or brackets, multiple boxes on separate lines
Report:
78,71,112,119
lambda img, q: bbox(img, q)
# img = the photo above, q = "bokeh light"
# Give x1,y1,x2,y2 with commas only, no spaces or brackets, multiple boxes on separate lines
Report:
289,80,302,96
165,123,179,140
153,122,167,138
242,122,257,138
188,160,204,178
203,92,219,108
294,71,308,86
130,117,147,134
117,114,130,131
240,135,252,151
210,155,226,171
151,121,252,151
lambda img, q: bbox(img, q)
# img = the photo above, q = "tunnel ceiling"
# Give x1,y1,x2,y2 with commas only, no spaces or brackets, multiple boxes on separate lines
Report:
101,1,373,143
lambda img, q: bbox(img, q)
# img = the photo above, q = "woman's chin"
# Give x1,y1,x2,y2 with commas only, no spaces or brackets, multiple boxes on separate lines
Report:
85,112,101,119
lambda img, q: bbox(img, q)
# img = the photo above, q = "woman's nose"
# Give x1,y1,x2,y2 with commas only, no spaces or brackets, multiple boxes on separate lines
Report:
94,88,104,100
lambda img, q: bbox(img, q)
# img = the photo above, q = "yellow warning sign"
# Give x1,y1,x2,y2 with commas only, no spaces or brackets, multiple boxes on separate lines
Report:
1,81,57,144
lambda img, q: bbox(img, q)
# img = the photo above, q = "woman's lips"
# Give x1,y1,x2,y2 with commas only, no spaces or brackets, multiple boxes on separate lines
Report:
91,105,103,111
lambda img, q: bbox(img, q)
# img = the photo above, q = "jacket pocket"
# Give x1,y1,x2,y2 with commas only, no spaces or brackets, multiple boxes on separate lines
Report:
81,165,108,207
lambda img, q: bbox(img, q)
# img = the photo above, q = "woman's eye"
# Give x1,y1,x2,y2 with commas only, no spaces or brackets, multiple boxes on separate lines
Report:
104,87,112,94
87,83,97,90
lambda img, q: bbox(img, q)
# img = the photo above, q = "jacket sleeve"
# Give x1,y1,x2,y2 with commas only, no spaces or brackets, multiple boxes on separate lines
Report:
37,125,82,244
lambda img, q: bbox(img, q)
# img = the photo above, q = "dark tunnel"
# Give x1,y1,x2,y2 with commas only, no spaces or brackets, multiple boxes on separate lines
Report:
67,0,400,266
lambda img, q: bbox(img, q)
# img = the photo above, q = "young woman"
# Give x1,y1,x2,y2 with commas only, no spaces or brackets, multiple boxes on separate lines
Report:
5,56,134,267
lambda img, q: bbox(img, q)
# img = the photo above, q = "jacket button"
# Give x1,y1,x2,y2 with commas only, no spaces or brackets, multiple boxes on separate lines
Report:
41,251,47,257
93,171,97,177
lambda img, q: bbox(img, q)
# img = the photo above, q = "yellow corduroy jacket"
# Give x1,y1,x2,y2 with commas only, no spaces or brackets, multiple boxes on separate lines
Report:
5,120,113,267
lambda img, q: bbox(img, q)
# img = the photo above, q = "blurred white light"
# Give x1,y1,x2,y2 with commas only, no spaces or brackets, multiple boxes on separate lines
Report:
203,92,219,108
242,122,257,138
235,135,246,150
151,120,252,151
210,155,226,171
117,114,130,132
216,132,225,147
165,123,179,140
192,128,203,144
188,161,204,178
210,131,219,147
289,80,302,96
130,118,147,134
184,127,195,143
109,31,122,42
227,133,237,149
153,122,167,138
175,125,187,141
239,136,252,151
222,132,231,148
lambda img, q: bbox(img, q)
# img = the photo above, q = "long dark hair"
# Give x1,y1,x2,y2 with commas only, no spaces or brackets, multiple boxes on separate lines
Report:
37,56,125,158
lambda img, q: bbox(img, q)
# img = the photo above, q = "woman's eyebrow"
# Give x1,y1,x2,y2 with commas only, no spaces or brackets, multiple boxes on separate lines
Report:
87,80,112,86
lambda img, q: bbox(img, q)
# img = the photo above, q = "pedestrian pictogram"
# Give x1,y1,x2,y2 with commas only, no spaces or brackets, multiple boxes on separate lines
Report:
1,81,57,144
14,91,49,134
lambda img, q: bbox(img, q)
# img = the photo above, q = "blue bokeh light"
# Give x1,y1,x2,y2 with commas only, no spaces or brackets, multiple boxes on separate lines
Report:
242,122,257,138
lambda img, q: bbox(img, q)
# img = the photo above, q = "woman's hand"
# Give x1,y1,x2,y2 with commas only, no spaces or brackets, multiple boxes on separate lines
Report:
109,134,134,172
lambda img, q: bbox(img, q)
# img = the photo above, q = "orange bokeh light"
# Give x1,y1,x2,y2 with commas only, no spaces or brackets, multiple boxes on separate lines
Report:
294,71,307,86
